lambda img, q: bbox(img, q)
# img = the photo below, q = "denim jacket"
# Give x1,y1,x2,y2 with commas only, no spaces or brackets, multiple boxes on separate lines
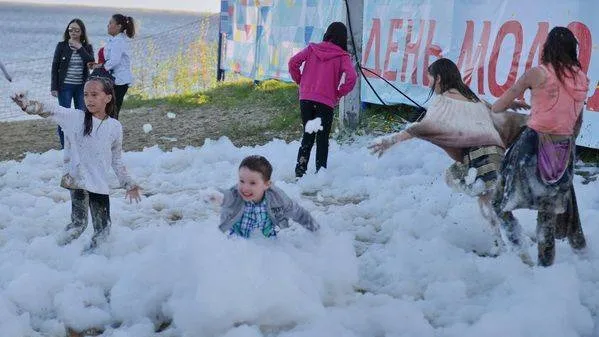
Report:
219,185,319,234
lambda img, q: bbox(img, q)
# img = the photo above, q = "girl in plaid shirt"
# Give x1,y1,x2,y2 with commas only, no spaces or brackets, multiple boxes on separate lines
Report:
220,155,319,238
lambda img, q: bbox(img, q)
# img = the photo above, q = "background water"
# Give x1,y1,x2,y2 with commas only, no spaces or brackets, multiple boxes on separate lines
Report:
0,2,214,62
0,2,219,121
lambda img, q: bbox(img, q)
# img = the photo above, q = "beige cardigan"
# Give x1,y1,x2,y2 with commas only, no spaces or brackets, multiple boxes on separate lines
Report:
405,94,528,162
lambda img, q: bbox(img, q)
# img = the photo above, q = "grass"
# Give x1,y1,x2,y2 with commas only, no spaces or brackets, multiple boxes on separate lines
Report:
125,78,298,110
578,147,599,165
128,16,218,100
123,77,415,141
123,78,599,164
124,78,304,141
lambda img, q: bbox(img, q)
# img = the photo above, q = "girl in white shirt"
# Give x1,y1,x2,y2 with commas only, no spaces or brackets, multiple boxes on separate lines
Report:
99,13,136,119
11,76,141,251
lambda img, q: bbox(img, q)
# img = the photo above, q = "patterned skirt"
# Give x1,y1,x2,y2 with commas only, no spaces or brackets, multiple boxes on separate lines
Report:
445,145,504,197
492,128,574,213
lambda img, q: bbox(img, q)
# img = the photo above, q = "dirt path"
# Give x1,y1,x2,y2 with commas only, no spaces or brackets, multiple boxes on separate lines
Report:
0,104,303,162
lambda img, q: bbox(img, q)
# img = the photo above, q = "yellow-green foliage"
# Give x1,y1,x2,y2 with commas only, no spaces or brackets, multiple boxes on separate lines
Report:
128,18,218,99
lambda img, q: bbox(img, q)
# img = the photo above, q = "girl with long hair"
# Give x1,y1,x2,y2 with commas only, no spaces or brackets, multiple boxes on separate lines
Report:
369,58,528,259
51,18,94,148
491,26,588,266
95,13,136,119
11,76,141,251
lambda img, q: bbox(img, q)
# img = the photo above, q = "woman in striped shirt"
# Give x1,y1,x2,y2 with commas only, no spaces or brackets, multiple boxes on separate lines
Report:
51,18,94,149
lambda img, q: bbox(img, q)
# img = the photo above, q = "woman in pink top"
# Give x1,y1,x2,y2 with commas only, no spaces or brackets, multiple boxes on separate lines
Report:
491,27,588,266
288,22,358,177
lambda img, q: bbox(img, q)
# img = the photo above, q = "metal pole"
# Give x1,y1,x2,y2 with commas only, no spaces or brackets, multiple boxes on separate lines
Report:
217,1,226,82
340,0,363,129
217,33,225,81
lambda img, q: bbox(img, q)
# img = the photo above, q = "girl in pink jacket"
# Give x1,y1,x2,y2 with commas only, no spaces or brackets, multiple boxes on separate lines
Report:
288,22,358,177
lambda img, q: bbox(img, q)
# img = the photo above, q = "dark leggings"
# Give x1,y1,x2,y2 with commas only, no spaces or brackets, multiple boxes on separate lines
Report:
62,189,111,248
295,100,334,177
495,187,586,267
113,84,129,120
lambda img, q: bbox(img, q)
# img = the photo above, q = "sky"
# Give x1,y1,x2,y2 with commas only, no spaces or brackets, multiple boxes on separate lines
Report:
1,0,221,12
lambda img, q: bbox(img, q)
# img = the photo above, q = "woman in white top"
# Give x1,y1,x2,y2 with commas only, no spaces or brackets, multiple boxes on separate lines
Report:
369,58,530,261
98,13,136,120
11,75,141,251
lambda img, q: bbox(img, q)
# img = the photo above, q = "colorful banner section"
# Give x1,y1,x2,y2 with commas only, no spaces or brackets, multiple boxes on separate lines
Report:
221,0,345,81
361,0,599,148
221,0,599,148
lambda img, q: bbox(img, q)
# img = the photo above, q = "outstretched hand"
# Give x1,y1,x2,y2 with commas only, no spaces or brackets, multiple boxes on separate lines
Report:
207,191,224,206
368,137,396,158
10,92,28,111
126,186,142,203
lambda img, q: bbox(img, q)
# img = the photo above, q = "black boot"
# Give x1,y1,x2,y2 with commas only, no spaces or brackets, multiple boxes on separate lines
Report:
295,153,309,178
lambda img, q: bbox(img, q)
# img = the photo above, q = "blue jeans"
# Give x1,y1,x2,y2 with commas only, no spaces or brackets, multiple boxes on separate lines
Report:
57,83,85,149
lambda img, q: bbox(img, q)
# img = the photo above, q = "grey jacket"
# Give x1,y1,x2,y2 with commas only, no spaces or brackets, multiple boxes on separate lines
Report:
219,185,319,234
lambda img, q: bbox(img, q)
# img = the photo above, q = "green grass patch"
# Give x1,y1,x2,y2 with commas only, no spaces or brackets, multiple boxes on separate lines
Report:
122,79,599,165
123,78,298,111
360,103,413,133
578,146,599,165
124,78,303,139
222,103,301,141
334,103,415,142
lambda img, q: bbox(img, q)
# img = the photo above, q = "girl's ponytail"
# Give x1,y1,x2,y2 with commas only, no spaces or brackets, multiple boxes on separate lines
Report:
112,14,136,38
124,16,136,38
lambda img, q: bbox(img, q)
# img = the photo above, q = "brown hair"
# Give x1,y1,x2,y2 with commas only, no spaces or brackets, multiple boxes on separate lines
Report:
63,18,89,44
83,76,116,136
239,155,273,181
541,26,582,84
323,22,348,51
427,58,480,102
112,14,136,38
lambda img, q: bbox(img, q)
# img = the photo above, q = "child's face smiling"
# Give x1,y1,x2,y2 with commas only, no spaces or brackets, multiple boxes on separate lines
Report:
237,167,271,203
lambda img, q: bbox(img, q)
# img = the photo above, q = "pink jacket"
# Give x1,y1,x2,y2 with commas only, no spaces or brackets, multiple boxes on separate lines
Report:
288,41,358,108
528,64,589,135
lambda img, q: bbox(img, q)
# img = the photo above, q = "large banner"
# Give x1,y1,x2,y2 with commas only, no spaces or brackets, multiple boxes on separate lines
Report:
221,0,599,148
221,0,344,81
361,0,599,148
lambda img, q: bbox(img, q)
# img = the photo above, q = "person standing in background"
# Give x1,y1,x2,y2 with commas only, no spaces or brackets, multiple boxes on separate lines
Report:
97,13,136,120
51,18,94,149
288,22,357,178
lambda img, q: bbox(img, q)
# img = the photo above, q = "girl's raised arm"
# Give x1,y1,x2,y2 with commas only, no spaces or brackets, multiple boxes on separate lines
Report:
491,67,541,113
11,93,82,132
